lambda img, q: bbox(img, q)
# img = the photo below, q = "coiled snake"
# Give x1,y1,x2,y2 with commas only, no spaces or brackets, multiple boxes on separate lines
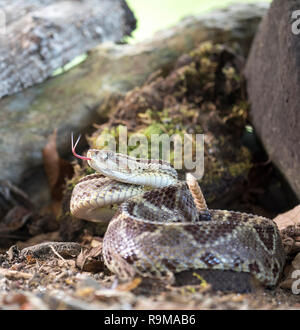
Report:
70,136,286,290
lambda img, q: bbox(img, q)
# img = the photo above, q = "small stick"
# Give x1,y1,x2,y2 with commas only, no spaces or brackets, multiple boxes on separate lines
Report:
50,245,67,264
0,267,32,280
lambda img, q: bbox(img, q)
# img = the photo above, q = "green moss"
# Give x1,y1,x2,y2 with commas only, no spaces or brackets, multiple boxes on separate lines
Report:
143,123,166,137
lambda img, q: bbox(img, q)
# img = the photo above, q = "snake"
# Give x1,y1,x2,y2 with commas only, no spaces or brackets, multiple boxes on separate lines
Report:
70,136,286,290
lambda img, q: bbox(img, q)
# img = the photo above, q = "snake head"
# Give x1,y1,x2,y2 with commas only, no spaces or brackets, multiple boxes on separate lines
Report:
85,149,134,182
71,134,116,171
71,134,135,179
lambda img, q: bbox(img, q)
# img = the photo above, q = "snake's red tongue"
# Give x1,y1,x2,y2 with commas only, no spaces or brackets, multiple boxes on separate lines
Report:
71,133,92,161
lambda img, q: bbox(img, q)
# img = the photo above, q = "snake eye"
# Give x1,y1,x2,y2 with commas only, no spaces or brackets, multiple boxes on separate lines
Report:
100,152,110,161
107,151,115,159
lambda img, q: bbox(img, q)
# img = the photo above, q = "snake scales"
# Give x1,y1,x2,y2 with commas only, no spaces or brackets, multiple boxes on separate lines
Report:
70,140,286,289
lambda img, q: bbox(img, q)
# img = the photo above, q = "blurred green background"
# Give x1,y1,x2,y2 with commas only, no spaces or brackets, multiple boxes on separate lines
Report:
127,0,271,42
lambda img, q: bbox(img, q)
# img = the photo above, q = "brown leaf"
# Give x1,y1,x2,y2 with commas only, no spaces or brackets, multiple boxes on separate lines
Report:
76,245,105,273
42,129,74,216
0,206,32,233
42,129,60,191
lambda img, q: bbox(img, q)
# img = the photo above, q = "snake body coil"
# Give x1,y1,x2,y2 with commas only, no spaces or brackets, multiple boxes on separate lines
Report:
70,149,286,288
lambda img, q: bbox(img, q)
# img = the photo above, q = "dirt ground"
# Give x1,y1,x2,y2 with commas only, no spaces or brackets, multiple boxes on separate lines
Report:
0,237,300,310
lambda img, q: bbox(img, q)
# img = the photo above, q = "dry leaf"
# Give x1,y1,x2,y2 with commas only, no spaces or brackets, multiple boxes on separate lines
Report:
0,181,35,236
42,129,60,191
42,129,74,216
0,206,32,233
76,245,105,272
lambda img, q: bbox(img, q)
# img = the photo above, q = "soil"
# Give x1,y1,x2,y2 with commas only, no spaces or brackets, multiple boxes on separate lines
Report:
0,239,300,310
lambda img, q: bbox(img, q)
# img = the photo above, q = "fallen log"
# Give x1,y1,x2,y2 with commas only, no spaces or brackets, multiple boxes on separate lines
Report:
0,0,136,99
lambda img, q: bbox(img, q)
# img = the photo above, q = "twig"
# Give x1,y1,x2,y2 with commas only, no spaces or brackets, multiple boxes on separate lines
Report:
50,245,67,264
0,267,32,280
